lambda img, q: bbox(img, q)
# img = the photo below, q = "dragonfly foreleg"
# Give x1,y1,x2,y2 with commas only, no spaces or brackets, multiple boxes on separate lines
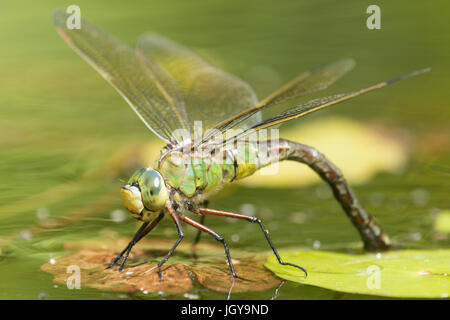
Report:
192,207,307,277
106,221,148,271
156,206,184,281
180,212,237,278
283,139,391,251
106,212,164,271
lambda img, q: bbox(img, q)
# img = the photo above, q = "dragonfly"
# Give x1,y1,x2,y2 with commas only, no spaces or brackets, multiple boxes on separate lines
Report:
53,9,430,279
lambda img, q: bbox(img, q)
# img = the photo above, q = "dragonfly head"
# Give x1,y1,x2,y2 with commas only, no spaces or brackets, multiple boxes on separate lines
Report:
121,168,168,221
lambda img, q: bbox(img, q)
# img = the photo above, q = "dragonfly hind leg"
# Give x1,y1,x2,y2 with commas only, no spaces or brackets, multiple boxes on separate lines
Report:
180,212,238,278
190,207,307,277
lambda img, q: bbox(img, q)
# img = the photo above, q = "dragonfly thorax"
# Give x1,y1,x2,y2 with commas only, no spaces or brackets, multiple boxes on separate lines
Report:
121,168,169,221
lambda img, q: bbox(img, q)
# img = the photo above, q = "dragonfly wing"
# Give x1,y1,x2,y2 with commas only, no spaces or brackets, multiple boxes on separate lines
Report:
53,10,191,143
219,67,431,144
209,58,356,136
137,33,261,134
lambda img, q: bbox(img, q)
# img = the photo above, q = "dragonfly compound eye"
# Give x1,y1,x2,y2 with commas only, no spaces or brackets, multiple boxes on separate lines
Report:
137,169,169,212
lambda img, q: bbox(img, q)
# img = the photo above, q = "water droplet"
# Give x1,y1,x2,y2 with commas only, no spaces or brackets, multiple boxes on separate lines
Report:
36,207,50,221
19,230,33,241
183,293,200,300
411,188,429,205
231,234,240,242
240,203,256,216
290,212,307,224
410,231,422,241
49,258,56,265
110,209,127,223
313,240,321,249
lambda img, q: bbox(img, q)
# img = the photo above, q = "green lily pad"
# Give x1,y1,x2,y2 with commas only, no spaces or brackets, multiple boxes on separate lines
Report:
265,249,450,298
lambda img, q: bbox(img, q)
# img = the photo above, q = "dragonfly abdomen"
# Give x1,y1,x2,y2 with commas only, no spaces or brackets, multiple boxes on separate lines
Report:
223,138,390,250
158,139,390,250
232,139,292,179
233,138,390,250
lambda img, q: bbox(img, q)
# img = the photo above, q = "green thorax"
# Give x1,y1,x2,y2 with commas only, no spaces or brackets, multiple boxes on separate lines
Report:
156,140,291,198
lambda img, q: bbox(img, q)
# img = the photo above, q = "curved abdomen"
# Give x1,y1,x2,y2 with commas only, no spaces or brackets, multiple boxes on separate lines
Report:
159,139,390,251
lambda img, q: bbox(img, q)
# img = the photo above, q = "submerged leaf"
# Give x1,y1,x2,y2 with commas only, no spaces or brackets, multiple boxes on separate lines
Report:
41,237,280,295
41,247,193,295
265,249,450,298
190,256,281,293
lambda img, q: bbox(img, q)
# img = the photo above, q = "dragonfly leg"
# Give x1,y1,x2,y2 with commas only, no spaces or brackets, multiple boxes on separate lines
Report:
106,212,164,271
192,207,307,277
106,222,147,270
157,206,184,281
283,139,391,251
180,212,237,278
192,200,209,255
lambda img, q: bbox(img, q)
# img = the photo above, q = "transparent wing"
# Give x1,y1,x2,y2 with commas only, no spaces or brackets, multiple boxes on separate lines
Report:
53,10,191,143
206,59,356,138
217,67,431,145
137,33,261,133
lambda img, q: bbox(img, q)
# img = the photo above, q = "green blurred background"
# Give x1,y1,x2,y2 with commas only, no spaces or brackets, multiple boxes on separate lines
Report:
0,0,448,299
